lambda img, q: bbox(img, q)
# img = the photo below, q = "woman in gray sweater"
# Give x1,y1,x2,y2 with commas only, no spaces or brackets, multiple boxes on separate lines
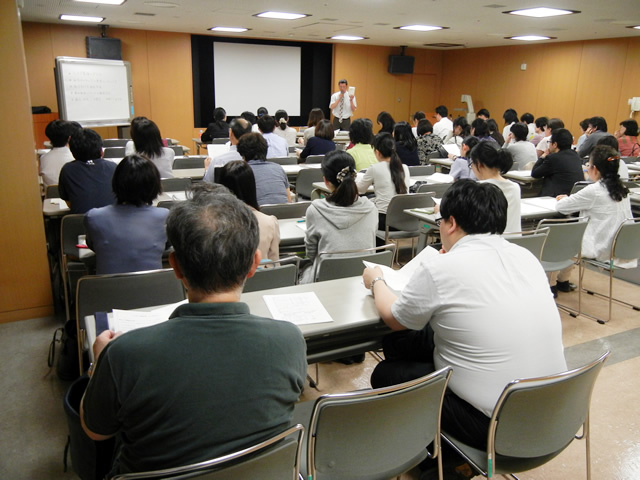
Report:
300,151,378,283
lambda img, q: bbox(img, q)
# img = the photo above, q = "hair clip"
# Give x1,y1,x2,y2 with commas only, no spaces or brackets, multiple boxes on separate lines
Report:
607,155,620,162
336,166,355,184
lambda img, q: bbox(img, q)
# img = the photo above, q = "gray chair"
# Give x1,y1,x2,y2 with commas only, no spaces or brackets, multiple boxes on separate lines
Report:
293,367,452,480
295,168,324,201
103,138,128,148
243,257,300,293
417,182,451,198
103,146,126,158
45,184,59,198
289,145,299,153
168,145,184,156
409,165,436,176
173,156,205,169
579,217,640,324
208,137,230,145
570,181,592,195
313,244,396,283
157,200,178,210
377,193,436,263
60,214,88,321
161,177,191,192
112,424,304,480
304,154,325,164
268,156,297,165
442,352,610,480
503,227,550,261
75,268,186,374
261,201,311,219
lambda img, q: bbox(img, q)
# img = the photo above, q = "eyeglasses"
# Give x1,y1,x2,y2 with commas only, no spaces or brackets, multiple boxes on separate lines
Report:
434,215,443,227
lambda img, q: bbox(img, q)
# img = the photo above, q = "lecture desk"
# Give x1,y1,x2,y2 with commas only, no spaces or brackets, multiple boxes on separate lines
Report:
310,173,453,196
171,168,204,180
429,157,453,171
85,276,389,364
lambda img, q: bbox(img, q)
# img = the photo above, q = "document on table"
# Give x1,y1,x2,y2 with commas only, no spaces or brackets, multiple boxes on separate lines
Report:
263,292,333,325
112,299,187,333
363,246,440,291
296,221,307,231
442,144,460,156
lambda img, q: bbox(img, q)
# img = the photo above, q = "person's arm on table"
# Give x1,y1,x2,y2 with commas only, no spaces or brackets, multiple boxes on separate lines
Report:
362,266,406,331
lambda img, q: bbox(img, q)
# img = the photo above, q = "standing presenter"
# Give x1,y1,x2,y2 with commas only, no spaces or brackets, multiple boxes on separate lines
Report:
330,79,357,131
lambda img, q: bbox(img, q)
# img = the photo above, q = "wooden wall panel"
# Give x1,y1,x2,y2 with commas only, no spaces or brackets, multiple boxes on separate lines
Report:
615,38,640,127
1,7,53,322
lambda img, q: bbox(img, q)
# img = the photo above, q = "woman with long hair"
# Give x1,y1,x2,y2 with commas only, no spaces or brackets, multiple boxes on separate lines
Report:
301,108,325,145
129,116,174,178
377,111,395,134
201,107,230,142
393,121,419,166
274,109,297,145
357,132,410,229
299,119,336,162
300,151,377,283
470,141,521,233
614,119,640,157
217,160,280,262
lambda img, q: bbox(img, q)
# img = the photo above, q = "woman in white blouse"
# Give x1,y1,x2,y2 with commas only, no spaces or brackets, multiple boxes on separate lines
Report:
274,109,298,146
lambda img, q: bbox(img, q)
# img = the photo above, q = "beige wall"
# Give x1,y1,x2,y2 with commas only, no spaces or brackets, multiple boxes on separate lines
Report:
0,7,53,322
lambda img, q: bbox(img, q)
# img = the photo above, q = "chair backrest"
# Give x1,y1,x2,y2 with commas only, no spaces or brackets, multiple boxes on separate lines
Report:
61,214,86,258
173,157,205,169
304,155,325,164
296,168,325,200
261,201,311,219
45,184,60,198
308,367,452,480
570,181,592,195
103,138,128,148
244,258,299,293
490,352,609,459
209,137,230,145
385,193,436,232
268,156,297,166
537,217,589,263
314,245,395,283
157,200,178,210
503,227,549,260
409,165,435,176
75,269,186,331
612,218,640,261
416,182,451,198
112,424,304,480
169,145,184,156
103,146,126,158
161,177,192,192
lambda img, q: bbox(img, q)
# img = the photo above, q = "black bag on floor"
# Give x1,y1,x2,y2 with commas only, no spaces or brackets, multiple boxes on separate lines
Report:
49,320,80,381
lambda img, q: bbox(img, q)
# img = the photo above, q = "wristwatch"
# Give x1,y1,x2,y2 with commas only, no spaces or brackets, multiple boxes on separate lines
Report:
87,362,94,378
370,277,387,297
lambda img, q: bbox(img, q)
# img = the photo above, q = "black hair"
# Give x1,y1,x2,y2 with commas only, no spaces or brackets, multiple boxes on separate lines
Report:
510,123,529,142
45,120,78,148
461,136,480,157
477,108,490,118
257,107,268,117
315,119,335,141
589,145,628,201
166,187,259,294
547,118,565,131
69,128,103,162
535,116,549,129
486,118,499,134
213,107,226,128
373,133,407,195
503,108,518,125
471,118,489,137
620,119,639,137
237,132,268,161
416,119,434,136
376,111,395,134
520,112,534,124
470,140,513,174
338,79,348,85
307,108,325,128
241,111,257,125
349,118,373,145
112,154,161,206
579,118,590,131
413,111,426,122
393,121,417,151
131,116,163,158
589,116,608,132
257,115,276,133
596,134,619,151
452,117,470,137
435,105,448,118
322,151,358,207
440,179,507,234
229,118,252,141
217,160,260,210
550,128,573,150
275,109,289,131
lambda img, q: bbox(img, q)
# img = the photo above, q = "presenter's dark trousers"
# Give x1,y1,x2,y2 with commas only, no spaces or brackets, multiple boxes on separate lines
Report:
371,325,490,450
332,117,351,131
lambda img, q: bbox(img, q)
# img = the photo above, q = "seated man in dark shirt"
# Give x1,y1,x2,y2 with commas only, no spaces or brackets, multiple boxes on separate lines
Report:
531,128,584,197
80,184,307,477
58,128,116,214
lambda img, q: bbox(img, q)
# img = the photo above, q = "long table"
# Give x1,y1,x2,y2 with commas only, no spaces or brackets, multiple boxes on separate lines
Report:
85,276,388,364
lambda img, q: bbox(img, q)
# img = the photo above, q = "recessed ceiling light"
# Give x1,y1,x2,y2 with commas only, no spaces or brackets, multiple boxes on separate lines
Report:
73,0,126,5
506,35,556,41
330,35,366,41
208,27,249,33
255,11,309,20
396,25,445,32
59,14,104,22
504,7,580,18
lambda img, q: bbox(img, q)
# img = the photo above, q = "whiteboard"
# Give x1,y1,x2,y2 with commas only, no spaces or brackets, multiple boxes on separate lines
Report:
55,56,134,127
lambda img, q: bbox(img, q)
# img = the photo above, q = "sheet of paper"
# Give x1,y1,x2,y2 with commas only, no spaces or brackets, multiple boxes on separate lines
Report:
263,292,333,325
427,172,454,184
112,300,187,333
442,144,460,156
296,221,307,231
523,196,558,210
206,143,230,158
362,246,440,291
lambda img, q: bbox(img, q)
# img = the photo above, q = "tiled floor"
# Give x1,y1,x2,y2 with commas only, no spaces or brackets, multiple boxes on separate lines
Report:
1,267,639,479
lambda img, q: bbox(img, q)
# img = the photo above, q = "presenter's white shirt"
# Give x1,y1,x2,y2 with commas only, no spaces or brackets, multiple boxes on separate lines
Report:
392,235,567,416
330,91,357,120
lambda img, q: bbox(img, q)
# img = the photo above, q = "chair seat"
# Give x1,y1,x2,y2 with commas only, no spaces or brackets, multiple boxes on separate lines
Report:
376,230,420,241
541,259,575,272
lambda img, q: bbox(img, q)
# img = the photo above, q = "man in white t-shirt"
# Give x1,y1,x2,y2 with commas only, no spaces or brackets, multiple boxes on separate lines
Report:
363,180,566,450
432,105,453,140
257,115,289,158
39,119,82,186
329,79,357,131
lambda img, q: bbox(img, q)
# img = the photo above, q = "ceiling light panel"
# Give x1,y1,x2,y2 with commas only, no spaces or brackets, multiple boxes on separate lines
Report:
255,11,309,20
504,7,579,18
60,14,104,22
